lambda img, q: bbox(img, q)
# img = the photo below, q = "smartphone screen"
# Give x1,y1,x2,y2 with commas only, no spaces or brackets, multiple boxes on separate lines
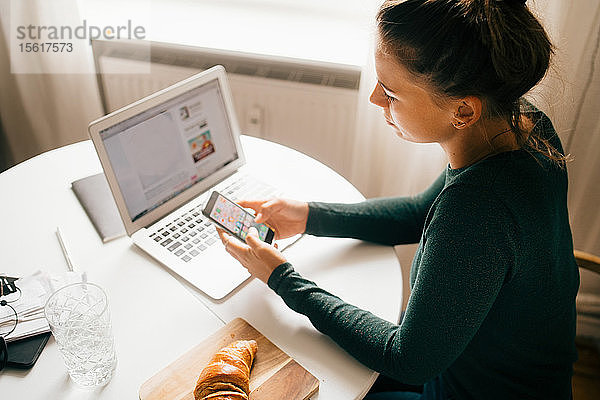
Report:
203,192,274,243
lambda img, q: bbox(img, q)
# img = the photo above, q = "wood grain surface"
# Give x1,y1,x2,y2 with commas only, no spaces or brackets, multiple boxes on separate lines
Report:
139,318,319,400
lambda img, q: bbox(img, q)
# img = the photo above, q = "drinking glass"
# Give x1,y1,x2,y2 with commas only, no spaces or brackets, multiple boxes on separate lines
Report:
44,282,117,387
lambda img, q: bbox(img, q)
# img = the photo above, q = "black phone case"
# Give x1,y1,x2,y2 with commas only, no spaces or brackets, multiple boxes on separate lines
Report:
6,332,51,369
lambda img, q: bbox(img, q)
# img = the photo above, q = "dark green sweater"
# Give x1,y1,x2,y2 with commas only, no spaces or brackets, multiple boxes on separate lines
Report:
267,108,579,399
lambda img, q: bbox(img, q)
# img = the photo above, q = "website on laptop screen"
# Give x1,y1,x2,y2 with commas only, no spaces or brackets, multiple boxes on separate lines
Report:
99,80,238,222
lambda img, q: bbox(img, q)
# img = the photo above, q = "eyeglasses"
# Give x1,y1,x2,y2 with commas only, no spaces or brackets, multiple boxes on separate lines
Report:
0,276,21,372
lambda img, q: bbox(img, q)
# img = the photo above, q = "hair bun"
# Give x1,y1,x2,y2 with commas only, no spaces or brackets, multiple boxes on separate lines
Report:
506,0,527,6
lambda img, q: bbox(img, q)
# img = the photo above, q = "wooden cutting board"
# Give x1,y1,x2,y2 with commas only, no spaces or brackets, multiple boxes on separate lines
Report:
139,318,319,400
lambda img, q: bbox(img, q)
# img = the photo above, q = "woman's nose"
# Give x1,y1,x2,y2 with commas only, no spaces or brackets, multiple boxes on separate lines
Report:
369,83,388,108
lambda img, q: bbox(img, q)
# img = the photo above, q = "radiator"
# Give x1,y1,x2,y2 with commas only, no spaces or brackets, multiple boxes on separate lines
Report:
92,40,361,179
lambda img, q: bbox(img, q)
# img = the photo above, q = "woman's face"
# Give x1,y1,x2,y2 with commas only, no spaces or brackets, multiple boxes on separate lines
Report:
370,48,456,144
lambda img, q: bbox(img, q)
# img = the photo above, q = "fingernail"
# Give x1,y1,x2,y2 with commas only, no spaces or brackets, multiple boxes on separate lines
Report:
248,227,259,236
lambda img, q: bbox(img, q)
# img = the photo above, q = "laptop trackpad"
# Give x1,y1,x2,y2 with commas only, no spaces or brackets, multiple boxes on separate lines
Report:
180,247,251,300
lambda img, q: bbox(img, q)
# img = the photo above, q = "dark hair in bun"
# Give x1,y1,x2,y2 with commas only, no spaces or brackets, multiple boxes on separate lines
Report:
377,0,565,163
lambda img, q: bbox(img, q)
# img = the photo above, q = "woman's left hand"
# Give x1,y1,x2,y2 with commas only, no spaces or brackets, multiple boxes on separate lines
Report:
217,227,287,284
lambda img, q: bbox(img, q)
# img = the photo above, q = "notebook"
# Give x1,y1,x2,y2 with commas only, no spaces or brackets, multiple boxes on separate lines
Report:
88,65,296,300
71,172,126,243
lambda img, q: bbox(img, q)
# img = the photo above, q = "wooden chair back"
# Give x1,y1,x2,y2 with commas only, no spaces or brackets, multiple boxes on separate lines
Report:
572,250,600,399
575,250,600,275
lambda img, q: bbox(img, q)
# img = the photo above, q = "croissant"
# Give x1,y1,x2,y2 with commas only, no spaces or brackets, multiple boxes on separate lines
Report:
194,340,258,400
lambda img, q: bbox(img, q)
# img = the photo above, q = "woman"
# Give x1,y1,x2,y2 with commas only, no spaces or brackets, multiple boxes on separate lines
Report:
217,0,579,398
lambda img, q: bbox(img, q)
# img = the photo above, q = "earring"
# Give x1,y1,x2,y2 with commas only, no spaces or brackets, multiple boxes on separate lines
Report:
452,120,467,129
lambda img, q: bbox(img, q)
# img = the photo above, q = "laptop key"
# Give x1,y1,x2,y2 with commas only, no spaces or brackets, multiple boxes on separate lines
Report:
200,233,208,239
189,231,197,237
182,255,191,262
177,221,185,226
162,231,170,237
168,242,181,251
192,238,200,244
206,237,217,245
184,243,192,250
161,238,172,246
181,228,188,233
181,236,189,242
169,226,177,232
198,244,207,251
175,249,185,256
173,233,181,238
190,249,199,256
153,236,162,242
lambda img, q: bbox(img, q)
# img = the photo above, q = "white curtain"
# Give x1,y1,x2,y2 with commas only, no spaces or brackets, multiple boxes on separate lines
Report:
0,0,103,166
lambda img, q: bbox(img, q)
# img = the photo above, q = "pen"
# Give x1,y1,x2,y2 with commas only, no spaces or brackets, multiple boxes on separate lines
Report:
55,227,74,272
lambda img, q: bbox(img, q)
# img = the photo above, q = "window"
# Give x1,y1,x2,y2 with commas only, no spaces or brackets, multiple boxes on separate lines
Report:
232,0,378,20
79,0,379,66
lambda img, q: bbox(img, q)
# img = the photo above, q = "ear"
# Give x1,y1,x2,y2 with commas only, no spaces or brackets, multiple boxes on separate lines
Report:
451,96,482,129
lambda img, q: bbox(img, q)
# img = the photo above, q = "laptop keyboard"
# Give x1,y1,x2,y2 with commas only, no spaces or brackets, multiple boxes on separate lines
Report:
147,175,281,263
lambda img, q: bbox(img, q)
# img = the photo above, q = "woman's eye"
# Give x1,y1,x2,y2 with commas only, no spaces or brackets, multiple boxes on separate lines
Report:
384,92,396,102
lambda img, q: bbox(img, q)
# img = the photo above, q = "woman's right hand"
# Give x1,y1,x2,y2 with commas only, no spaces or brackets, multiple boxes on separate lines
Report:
237,198,309,240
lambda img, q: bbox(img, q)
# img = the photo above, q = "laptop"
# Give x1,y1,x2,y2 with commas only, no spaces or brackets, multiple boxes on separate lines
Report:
88,65,293,300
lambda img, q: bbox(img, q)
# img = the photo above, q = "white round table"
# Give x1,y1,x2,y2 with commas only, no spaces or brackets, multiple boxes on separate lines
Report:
0,136,402,399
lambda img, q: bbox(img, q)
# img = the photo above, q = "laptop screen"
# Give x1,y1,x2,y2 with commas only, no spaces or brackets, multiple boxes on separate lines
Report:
99,79,238,222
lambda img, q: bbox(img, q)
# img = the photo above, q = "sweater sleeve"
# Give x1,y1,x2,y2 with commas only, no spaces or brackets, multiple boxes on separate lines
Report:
268,184,515,385
305,170,446,245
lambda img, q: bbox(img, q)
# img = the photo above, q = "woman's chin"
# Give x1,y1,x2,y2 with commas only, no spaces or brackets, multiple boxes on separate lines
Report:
390,125,408,139
386,120,401,132
386,121,418,142
393,128,420,143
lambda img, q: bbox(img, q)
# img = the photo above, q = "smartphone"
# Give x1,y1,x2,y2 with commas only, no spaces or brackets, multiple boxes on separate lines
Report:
202,191,275,244
6,332,51,369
